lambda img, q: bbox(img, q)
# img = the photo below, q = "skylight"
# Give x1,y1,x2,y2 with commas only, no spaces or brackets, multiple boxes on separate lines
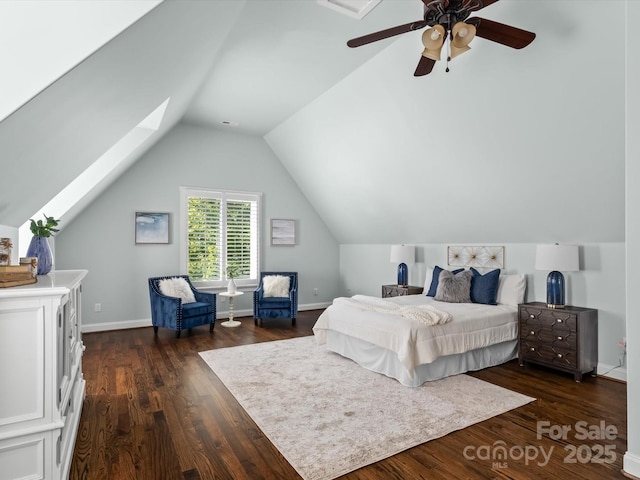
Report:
18,97,170,256
317,0,382,20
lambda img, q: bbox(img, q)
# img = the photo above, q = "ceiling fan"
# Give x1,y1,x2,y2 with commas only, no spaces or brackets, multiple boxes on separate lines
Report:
347,0,535,76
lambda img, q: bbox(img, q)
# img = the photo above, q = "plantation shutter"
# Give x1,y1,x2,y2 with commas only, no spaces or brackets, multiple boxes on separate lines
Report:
224,192,259,284
187,195,221,281
181,187,261,288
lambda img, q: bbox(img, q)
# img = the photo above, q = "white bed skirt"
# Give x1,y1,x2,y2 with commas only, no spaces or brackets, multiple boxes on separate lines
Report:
326,330,518,387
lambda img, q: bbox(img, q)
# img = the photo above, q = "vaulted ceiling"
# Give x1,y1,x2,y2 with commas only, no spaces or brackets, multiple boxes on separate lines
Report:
0,0,627,245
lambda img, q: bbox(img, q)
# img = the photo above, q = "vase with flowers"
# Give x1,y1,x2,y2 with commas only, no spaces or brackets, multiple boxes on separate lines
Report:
225,263,241,294
26,214,59,275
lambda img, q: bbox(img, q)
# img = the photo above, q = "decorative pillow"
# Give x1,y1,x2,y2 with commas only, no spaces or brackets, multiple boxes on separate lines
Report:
470,268,501,305
426,265,465,296
495,274,527,306
423,267,434,294
263,275,290,297
158,277,196,303
434,269,472,303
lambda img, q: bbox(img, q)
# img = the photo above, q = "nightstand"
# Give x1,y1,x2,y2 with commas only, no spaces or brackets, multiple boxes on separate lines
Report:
381,285,423,298
518,302,598,382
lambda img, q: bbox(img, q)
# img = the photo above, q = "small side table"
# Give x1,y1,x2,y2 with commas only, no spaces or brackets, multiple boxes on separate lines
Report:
219,291,244,327
382,285,423,298
518,302,598,382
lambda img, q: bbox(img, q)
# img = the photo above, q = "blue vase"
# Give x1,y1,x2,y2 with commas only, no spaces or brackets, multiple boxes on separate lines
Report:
26,236,53,275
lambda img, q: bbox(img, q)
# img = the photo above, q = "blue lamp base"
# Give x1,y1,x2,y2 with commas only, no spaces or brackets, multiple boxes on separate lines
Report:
397,263,408,287
546,270,566,308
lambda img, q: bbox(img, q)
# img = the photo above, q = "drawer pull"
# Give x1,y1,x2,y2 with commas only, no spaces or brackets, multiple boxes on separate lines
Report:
557,319,563,323
557,336,563,341
530,347,535,351
531,331,535,335
557,353,563,358
530,314,535,319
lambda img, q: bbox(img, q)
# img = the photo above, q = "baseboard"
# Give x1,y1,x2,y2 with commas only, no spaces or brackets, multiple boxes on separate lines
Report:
597,362,627,382
81,302,332,333
624,452,640,479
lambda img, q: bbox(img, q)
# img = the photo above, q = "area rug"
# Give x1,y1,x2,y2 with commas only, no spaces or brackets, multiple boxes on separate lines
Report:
199,336,534,480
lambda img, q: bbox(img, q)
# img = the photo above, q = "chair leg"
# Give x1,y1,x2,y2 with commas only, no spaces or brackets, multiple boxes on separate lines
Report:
292,318,296,326
176,330,181,339
210,322,215,332
153,326,158,334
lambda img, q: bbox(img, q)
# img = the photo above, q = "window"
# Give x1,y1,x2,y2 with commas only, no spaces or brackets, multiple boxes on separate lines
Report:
180,187,261,289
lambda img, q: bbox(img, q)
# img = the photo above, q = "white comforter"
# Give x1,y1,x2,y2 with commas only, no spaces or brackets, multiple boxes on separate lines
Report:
313,295,518,377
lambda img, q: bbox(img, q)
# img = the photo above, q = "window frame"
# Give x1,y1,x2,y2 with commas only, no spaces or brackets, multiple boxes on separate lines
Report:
179,186,261,290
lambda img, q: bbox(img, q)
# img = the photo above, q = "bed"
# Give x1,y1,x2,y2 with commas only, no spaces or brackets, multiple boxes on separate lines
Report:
313,270,527,387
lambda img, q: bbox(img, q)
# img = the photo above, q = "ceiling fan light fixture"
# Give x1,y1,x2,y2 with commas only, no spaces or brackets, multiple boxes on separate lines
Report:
449,44,471,59
421,25,445,61
451,22,476,47
449,22,476,59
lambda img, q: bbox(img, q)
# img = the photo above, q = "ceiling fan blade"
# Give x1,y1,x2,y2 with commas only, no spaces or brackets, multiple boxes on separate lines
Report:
347,20,427,48
474,0,500,10
469,17,535,49
414,56,436,76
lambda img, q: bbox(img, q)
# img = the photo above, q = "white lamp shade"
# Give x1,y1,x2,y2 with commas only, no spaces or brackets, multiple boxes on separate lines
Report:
390,245,415,265
535,244,579,272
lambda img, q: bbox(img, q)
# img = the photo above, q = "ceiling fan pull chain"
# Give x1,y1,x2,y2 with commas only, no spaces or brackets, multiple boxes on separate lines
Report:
446,29,451,72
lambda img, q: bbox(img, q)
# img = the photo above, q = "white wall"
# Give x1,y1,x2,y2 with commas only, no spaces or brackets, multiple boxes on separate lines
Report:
624,0,640,475
267,1,625,247
55,124,340,329
340,242,626,380
0,1,244,229
0,0,161,122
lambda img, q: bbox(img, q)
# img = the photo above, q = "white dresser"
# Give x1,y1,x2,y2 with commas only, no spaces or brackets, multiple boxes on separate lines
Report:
0,270,87,480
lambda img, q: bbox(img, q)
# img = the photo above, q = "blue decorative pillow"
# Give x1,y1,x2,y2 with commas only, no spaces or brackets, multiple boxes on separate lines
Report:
427,265,465,297
470,267,501,305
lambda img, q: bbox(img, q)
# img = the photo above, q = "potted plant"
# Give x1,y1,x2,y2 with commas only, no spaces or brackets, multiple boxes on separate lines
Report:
26,214,59,275
225,263,241,293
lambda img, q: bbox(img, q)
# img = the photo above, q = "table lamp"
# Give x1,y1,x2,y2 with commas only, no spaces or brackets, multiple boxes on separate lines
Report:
390,245,415,287
535,244,579,309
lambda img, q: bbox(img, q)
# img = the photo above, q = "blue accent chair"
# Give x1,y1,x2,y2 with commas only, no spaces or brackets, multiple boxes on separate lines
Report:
148,275,216,338
253,272,298,327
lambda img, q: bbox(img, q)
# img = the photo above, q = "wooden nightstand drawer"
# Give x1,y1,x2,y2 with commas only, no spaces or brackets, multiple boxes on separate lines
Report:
520,328,577,350
520,339,578,368
518,302,598,382
519,305,577,332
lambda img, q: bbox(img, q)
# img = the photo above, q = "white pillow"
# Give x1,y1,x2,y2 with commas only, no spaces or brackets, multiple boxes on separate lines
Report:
495,274,526,306
423,267,434,294
158,277,196,303
263,275,290,297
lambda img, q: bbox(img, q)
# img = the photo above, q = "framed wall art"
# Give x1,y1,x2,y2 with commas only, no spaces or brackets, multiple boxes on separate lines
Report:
271,219,296,246
135,212,170,244
447,245,505,269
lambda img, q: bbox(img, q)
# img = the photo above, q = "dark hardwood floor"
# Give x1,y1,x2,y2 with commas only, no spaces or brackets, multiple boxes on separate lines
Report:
71,310,627,480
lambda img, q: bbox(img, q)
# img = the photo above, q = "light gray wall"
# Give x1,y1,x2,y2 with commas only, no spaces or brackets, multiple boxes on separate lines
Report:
624,0,640,475
265,1,625,246
0,0,244,229
55,124,340,328
340,243,626,378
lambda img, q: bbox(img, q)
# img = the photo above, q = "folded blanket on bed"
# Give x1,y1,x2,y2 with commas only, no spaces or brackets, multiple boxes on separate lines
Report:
333,295,452,326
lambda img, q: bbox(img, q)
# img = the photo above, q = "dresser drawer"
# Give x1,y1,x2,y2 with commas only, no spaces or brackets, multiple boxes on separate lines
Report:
520,339,577,368
520,327,577,349
519,306,577,332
